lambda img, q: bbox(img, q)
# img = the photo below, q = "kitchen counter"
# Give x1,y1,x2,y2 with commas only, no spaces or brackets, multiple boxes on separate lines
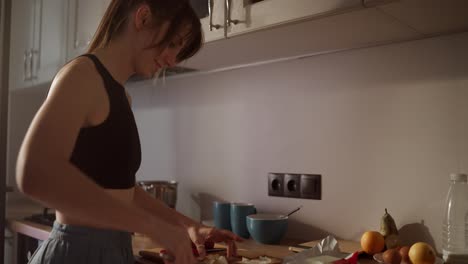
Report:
5,192,45,219
7,219,376,263
7,219,304,256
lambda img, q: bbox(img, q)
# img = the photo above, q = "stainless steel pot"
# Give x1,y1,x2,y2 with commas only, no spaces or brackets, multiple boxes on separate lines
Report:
137,181,178,209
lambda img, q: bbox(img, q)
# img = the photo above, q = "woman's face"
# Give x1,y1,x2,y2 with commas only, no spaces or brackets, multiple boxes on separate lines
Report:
133,18,190,78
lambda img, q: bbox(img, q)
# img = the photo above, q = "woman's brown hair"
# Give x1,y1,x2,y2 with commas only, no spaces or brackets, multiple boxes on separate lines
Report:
88,0,203,62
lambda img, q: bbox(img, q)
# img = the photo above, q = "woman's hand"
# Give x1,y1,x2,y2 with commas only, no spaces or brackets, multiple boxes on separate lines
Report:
187,225,243,259
148,219,197,264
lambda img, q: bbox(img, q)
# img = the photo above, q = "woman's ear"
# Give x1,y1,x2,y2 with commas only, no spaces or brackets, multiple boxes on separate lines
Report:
134,4,151,31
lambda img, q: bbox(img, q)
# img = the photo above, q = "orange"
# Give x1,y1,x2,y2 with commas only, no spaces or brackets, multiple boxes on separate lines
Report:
360,231,385,254
408,242,436,264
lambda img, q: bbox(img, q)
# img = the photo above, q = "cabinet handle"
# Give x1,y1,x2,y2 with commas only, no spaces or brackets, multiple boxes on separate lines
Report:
23,50,33,81
29,49,35,80
73,0,83,49
74,0,78,48
33,0,43,77
75,38,91,49
225,0,240,26
208,0,222,31
23,51,29,81
31,49,39,80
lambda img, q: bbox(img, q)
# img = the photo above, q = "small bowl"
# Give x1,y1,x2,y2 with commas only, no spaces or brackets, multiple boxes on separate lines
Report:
246,214,288,244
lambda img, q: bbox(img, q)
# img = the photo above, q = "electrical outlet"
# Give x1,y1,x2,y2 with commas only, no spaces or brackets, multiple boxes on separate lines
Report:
268,173,322,200
300,174,321,200
268,173,284,197
284,174,301,198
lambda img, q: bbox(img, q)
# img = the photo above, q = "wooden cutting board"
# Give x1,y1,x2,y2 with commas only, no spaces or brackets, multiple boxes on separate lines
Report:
133,235,361,262
133,235,297,259
139,247,282,264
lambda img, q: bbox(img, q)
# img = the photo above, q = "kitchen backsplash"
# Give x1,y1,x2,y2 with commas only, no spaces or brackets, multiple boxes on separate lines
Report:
128,32,468,251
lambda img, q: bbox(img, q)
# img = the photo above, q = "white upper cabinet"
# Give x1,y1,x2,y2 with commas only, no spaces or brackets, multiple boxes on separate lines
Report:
189,0,365,41
190,0,226,42
9,0,35,89
34,0,67,85
226,0,362,37
377,0,468,35
9,0,66,90
182,0,468,72
66,0,110,60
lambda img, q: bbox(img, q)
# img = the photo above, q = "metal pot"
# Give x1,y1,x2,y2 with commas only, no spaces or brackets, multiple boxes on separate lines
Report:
137,181,178,209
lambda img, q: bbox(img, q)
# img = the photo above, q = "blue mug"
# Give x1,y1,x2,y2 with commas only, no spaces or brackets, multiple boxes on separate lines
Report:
230,203,256,238
213,201,231,231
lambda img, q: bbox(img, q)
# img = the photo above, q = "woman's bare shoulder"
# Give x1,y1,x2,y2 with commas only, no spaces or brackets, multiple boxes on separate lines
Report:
47,56,104,103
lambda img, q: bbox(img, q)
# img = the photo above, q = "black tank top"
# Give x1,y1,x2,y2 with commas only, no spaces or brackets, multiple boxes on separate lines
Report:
69,54,141,189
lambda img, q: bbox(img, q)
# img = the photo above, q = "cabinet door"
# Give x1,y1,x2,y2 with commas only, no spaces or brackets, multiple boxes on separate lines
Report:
32,0,67,85
4,229,15,264
66,0,110,60
226,0,361,37
9,0,35,90
190,0,225,43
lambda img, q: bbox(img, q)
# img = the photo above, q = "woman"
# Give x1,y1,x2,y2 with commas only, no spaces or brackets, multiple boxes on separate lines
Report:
16,0,241,263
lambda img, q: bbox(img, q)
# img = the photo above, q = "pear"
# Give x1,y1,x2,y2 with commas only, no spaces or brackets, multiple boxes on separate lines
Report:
380,208,399,249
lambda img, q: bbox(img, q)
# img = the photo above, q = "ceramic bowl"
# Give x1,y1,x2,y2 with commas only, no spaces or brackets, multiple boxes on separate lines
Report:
246,214,288,244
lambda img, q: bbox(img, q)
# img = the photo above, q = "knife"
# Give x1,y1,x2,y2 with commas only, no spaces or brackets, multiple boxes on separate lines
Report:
138,251,166,264
288,244,313,253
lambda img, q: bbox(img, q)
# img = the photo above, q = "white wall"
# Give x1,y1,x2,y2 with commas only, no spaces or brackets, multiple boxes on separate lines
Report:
128,31,468,251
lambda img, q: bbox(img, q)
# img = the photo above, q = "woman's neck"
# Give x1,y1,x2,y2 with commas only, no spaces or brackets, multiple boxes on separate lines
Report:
92,39,135,85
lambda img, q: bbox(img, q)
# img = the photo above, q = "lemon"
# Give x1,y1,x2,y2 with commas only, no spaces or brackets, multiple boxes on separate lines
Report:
409,242,436,264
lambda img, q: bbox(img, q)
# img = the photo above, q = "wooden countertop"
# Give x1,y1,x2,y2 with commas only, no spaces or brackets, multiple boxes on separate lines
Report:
6,220,52,241
7,219,376,263
7,219,307,257
132,234,306,259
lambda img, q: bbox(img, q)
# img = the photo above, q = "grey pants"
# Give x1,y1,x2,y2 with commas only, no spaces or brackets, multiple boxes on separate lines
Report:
28,221,134,264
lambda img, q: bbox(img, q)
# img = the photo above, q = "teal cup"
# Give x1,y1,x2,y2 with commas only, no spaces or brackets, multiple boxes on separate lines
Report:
213,201,231,231
246,214,288,244
230,203,257,238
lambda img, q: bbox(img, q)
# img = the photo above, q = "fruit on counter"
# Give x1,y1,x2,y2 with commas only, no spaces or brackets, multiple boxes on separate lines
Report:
384,234,399,250
380,208,399,249
399,246,411,263
383,248,402,264
360,231,385,254
408,242,436,264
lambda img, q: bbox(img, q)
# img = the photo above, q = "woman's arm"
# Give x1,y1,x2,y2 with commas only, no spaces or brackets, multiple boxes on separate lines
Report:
15,59,195,263
133,186,242,258
133,186,200,228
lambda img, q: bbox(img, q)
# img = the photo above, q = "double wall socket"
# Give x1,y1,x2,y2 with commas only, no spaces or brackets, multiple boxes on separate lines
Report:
268,173,321,200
